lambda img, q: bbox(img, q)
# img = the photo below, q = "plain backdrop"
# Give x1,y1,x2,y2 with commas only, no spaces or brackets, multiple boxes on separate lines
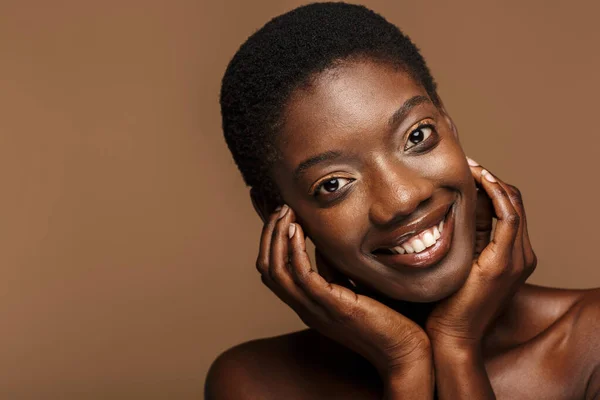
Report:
1,1,599,399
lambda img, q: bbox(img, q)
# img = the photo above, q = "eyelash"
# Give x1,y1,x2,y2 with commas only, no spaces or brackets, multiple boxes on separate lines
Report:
404,122,437,151
310,177,354,198
310,121,439,199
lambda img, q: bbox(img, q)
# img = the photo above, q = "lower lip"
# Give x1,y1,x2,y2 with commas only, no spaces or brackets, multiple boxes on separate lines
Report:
373,203,456,270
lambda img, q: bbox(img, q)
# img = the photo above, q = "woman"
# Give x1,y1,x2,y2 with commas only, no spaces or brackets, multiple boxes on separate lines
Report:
206,3,600,399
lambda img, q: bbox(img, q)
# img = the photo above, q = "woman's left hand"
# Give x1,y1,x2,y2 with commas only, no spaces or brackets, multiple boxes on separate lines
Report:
425,161,537,351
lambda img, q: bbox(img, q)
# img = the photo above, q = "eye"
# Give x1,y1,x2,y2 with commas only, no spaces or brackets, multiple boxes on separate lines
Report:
313,177,353,197
405,124,434,150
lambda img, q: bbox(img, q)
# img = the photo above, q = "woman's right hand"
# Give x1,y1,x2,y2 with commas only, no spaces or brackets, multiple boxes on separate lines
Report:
256,204,432,385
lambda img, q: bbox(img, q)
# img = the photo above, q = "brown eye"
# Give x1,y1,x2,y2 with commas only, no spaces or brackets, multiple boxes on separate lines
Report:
314,177,353,197
323,179,339,192
405,125,433,150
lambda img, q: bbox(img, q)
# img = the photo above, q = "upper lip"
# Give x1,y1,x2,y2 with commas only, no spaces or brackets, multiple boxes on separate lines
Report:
369,201,453,253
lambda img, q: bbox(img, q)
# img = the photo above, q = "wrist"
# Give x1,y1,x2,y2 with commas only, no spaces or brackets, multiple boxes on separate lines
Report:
429,335,482,361
430,340,494,399
426,324,481,357
383,333,432,375
383,354,434,400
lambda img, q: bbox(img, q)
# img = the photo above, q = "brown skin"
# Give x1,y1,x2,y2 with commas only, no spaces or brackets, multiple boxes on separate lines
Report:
206,59,600,399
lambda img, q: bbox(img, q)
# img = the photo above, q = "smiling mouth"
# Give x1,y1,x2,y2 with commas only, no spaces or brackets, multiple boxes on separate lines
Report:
372,217,445,256
371,203,456,269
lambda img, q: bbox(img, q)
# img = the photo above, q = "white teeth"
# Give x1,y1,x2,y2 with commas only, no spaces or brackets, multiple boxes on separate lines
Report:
411,238,426,253
382,216,447,256
393,246,406,254
401,242,415,254
422,232,436,248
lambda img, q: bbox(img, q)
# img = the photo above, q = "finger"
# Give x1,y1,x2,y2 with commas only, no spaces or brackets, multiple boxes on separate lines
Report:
521,209,536,270
268,205,293,283
256,206,286,275
502,184,536,276
494,182,525,285
467,160,494,257
468,161,522,262
467,161,495,223
476,169,520,277
267,207,316,306
289,222,360,312
261,207,326,319
467,159,485,193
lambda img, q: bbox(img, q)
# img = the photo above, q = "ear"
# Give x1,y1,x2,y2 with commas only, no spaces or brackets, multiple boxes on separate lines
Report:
250,187,280,223
437,97,458,139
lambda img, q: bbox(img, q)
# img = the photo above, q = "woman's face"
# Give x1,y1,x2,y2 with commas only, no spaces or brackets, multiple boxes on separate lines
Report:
271,58,477,302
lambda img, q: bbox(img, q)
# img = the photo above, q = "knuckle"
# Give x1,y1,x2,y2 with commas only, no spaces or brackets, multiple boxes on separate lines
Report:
272,219,285,237
271,224,280,239
507,185,524,207
511,264,524,278
477,261,510,282
505,184,519,195
268,266,280,283
504,212,521,227
485,268,508,281
336,306,359,324
494,186,510,200
527,252,538,271
293,268,312,288
255,258,267,274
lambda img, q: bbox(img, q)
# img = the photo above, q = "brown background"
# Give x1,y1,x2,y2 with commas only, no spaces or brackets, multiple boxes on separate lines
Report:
1,1,599,399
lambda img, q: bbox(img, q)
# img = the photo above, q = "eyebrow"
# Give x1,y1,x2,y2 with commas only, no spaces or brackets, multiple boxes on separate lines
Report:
293,95,433,180
294,150,342,181
388,95,432,128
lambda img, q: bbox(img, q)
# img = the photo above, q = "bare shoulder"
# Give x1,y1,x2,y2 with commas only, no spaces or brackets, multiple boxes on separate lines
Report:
545,285,600,340
512,284,595,329
564,287,600,400
521,284,600,347
204,330,321,400
204,329,381,400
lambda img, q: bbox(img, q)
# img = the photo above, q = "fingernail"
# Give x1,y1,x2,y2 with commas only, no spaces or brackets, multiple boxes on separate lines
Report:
274,206,282,212
288,223,296,238
466,157,479,166
278,204,289,219
481,169,497,182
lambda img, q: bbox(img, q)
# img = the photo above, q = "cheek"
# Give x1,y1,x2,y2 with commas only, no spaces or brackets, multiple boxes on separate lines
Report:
303,204,367,265
428,139,474,196
441,144,478,243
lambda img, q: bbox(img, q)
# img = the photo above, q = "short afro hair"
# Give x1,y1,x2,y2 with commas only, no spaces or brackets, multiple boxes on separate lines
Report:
220,2,439,202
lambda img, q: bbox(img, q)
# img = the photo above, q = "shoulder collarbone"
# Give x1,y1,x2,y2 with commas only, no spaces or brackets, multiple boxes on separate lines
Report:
204,340,278,400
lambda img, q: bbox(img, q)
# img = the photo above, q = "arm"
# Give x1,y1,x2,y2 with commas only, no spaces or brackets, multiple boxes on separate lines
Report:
384,353,435,400
426,162,537,399
257,206,434,399
430,343,494,399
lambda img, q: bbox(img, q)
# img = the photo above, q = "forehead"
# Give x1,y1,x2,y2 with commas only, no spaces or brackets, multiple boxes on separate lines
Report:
278,59,430,166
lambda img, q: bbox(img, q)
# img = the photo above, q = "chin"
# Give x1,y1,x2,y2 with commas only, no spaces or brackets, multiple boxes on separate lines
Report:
353,201,476,303
371,260,473,303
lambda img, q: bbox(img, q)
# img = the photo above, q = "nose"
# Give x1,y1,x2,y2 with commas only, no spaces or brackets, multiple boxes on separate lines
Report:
368,161,434,228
